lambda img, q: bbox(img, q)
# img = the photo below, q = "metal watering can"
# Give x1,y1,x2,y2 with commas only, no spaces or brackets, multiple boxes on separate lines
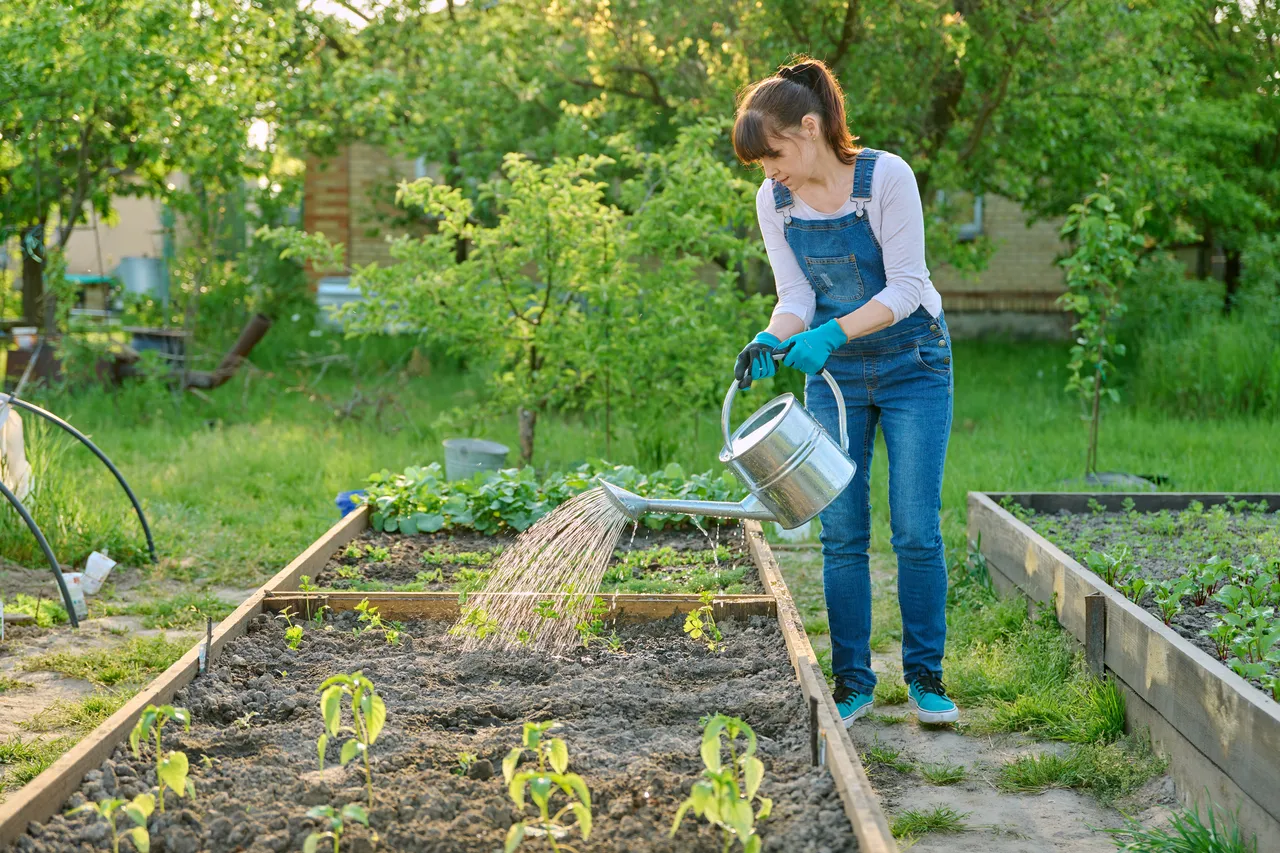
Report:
600,361,856,530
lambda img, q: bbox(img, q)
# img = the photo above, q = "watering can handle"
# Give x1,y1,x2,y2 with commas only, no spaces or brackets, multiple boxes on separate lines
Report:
720,366,849,453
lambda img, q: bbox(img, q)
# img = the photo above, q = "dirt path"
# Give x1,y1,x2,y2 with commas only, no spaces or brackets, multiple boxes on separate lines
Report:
775,546,1178,851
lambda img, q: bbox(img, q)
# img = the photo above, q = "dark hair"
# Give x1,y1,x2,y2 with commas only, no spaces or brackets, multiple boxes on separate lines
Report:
733,58,860,166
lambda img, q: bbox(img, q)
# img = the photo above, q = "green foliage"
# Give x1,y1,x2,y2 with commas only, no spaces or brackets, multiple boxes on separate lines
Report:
317,672,386,809
502,721,591,853
23,637,188,687
1104,800,1257,853
1057,182,1149,476
129,705,193,813
362,460,745,536
304,803,369,853
353,599,402,646
872,678,909,707
997,737,1166,803
863,739,913,774
5,594,69,628
671,715,772,853
891,805,969,840
683,592,723,653
919,763,966,786
22,691,130,734
574,596,619,650
68,793,155,853
0,734,75,791
285,626,304,650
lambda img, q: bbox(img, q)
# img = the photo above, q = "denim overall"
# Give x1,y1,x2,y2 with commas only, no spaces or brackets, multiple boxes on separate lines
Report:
773,149,954,694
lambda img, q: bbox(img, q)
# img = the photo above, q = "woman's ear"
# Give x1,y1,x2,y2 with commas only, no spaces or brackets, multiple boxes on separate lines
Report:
801,113,822,141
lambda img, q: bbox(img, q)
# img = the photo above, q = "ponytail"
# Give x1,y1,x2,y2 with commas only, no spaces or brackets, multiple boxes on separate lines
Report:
733,57,860,165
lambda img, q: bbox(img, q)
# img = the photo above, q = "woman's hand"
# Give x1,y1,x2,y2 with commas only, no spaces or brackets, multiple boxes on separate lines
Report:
778,319,849,375
734,332,783,389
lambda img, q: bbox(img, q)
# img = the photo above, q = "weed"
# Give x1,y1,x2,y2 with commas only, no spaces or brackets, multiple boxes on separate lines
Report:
24,636,188,687
68,793,154,853
873,678,908,706
299,575,320,592
683,592,722,653
998,738,1165,802
335,565,365,581
364,546,390,563
0,676,32,693
866,713,906,725
317,671,385,809
919,762,966,785
891,805,969,839
863,739,914,774
286,626,304,649
0,734,75,791
129,704,194,812
453,752,478,776
6,593,69,627
1103,800,1256,852
305,803,370,853
998,751,1080,793
22,691,130,734
125,591,232,630
503,721,591,853
670,715,771,853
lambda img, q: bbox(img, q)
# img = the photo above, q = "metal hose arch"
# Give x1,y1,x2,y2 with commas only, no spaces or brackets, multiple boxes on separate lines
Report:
0,393,157,563
0,477,78,628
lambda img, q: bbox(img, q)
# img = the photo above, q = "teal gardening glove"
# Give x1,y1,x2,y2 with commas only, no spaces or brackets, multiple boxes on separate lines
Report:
778,320,849,375
734,332,782,389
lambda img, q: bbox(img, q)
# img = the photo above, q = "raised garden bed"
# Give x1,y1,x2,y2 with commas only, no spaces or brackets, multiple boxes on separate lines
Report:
0,506,896,853
311,524,761,595
970,491,1280,850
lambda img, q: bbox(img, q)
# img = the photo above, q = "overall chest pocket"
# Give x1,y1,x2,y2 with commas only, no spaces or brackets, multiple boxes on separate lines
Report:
803,254,865,303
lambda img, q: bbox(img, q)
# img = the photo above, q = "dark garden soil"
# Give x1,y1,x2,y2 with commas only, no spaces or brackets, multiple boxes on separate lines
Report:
15,611,856,853
313,523,763,595
1023,501,1280,688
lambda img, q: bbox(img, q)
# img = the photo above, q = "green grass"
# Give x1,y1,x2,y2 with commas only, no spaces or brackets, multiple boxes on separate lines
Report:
866,712,906,725
103,591,235,629
891,805,970,839
20,691,131,734
997,738,1166,803
863,739,914,773
0,735,76,792
873,676,908,706
0,676,32,693
1104,801,1257,852
919,762,966,785
21,636,189,687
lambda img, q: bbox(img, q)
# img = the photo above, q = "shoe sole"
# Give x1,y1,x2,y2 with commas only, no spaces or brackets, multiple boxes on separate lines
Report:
840,699,873,728
909,695,959,724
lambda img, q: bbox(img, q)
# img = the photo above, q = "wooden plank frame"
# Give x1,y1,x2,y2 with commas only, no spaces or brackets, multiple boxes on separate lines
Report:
0,507,897,852
970,491,1280,848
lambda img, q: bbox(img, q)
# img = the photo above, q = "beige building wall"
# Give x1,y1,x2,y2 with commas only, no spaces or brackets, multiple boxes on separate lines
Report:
61,195,167,277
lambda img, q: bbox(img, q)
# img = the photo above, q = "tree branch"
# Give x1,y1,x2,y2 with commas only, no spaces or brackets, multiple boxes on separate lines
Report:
829,0,864,66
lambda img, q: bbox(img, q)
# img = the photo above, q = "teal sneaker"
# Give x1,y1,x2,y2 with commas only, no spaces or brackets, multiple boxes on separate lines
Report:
834,683,874,728
907,673,959,724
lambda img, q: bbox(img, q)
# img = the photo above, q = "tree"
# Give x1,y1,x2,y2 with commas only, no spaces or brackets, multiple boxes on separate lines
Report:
0,0,312,331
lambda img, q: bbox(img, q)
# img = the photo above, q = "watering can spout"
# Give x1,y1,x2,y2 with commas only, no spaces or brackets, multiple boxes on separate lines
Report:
598,480,778,525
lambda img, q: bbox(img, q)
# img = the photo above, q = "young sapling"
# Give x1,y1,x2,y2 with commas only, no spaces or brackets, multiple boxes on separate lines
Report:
68,794,154,853
304,803,370,853
683,591,722,652
317,671,386,809
129,705,194,813
670,714,772,852
503,721,592,852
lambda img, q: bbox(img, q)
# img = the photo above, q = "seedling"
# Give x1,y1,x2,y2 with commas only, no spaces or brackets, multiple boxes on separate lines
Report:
683,592,723,653
299,575,319,592
129,705,194,813
1083,545,1134,588
1151,579,1188,626
417,567,445,584
454,752,478,776
365,546,390,563
671,714,772,852
285,626,304,650
1188,556,1231,606
233,711,259,731
68,794,154,853
450,606,500,640
317,671,386,809
534,599,563,620
502,721,592,852
335,565,364,581
575,596,621,650
353,599,402,646
1116,576,1150,604
304,803,370,853
1201,617,1237,661
342,543,365,560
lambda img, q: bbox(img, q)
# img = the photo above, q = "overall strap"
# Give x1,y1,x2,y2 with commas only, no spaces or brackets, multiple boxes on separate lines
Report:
771,179,794,212
850,148,881,203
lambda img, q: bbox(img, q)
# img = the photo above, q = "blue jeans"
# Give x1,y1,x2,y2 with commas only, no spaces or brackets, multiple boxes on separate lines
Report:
804,316,954,694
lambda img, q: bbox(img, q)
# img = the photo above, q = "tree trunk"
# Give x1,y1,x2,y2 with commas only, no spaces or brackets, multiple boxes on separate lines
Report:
1223,247,1241,313
518,407,537,465
20,225,45,327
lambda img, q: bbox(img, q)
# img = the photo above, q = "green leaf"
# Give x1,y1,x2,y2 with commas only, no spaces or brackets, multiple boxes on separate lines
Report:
320,685,343,736
700,731,722,773
304,833,321,853
157,751,189,798
383,517,399,533
571,802,592,840
744,756,764,800
756,796,773,821
562,772,592,809
316,734,328,771
509,773,527,808
340,738,360,765
504,823,525,853
745,835,761,853
342,803,369,826
366,694,386,744
398,516,418,535
669,800,694,836
128,792,154,823
125,826,150,853
503,747,523,784
529,775,552,810
548,738,568,774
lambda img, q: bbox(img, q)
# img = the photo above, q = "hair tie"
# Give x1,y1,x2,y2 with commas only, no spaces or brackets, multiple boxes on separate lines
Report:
779,62,816,87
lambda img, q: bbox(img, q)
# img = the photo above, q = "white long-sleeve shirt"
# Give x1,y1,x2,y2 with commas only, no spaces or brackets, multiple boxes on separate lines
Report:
756,151,942,328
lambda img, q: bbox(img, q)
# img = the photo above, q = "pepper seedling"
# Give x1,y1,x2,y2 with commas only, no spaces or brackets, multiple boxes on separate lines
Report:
304,803,370,853
129,705,193,813
69,794,154,853
683,591,723,653
317,671,386,809
671,714,773,853
503,721,591,852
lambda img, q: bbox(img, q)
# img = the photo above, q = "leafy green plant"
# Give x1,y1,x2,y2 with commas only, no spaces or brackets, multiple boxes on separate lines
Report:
417,567,444,584
353,599,402,646
670,714,772,853
502,721,591,853
1085,545,1136,587
683,592,722,653
450,606,500,640
128,705,193,813
342,543,364,560
1152,579,1189,626
575,596,620,650
285,626,304,650
304,803,370,853
1117,576,1150,604
365,546,390,563
68,793,155,853
317,672,386,809
454,752,478,776
299,575,319,592
335,565,364,581
1188,556,1232,606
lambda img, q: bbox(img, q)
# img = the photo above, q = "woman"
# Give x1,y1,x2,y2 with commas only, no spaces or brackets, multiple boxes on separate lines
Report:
732,58,957,726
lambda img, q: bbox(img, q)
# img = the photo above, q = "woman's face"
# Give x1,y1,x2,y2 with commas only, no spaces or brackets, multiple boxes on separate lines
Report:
758,114,821,190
